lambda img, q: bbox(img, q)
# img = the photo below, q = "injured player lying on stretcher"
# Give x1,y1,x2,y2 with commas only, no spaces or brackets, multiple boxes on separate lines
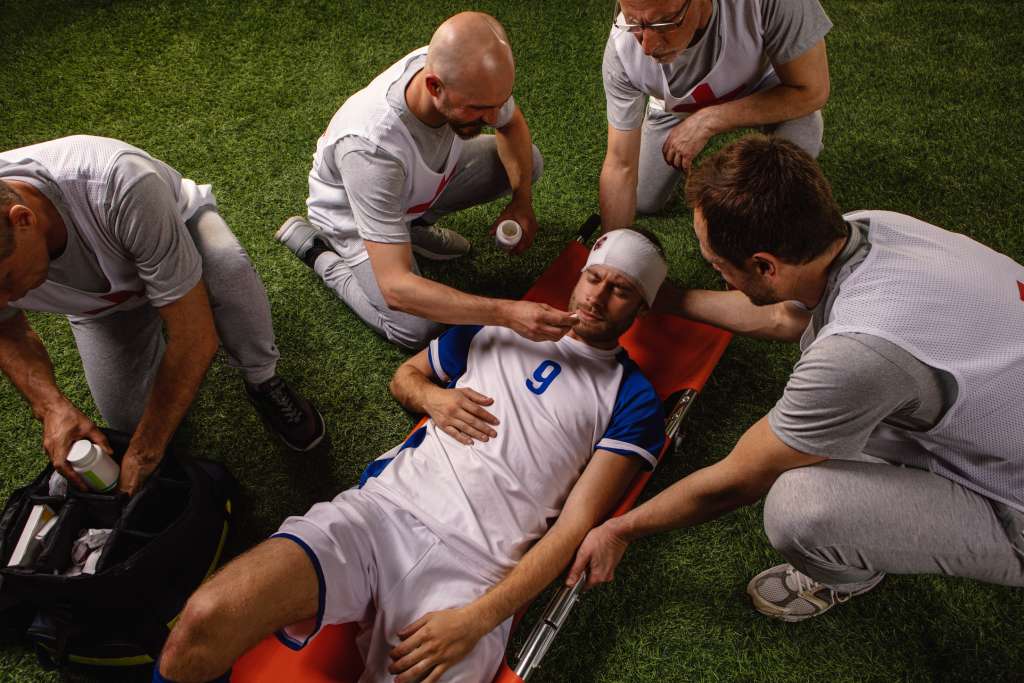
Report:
156,228,670,683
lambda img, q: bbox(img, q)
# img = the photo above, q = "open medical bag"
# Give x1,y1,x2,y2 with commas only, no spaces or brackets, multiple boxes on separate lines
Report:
0,429,235,670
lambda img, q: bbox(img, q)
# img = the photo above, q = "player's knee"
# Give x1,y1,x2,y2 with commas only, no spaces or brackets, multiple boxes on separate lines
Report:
201,244,256,293
161,588,230,677
763,468,837,557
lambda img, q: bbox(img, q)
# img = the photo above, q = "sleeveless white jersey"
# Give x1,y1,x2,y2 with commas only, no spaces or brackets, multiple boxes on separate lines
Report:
360,325,665,580
612,0,776,115
306,47,463,266
0,135,215,318
816,211,1024,511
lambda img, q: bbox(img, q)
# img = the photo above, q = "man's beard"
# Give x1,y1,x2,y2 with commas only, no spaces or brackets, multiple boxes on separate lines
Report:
742,283,781,307
568,297,637,346
449,120,485,139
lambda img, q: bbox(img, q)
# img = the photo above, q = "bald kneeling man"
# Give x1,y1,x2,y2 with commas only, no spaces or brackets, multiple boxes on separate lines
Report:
277,12,571,350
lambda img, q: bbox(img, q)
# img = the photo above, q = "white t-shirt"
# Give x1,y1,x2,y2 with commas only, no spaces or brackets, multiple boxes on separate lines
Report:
361,325,665,580
306,49,515,266
0,135,215,320
603,0,832,129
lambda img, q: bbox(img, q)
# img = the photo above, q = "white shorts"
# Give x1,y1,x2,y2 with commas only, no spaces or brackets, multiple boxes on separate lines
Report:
274,488,512,683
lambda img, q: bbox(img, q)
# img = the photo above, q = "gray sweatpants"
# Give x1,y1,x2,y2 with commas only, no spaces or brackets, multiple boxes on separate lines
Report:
763,458,1024,591
311,135,544,350
636,107,824,214
68,208,280,432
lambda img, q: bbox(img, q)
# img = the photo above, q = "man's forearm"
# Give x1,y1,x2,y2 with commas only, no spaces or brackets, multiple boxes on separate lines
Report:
0,313,67,418
662,287,807,342
495,108,534,203
698,83,824,140
383,270,513,327
598,158,638,231
610,461,759,546
465,522,587,634
389,363,441,415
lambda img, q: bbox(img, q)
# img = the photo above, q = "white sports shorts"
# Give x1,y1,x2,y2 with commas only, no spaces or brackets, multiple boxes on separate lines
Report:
273,487,513,682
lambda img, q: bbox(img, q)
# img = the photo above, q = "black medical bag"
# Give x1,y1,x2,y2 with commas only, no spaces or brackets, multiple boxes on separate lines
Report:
0,430,235,671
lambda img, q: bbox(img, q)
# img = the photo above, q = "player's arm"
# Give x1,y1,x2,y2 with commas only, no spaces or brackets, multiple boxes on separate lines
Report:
654,284,811,342
567,416,824,589
492,104,539,254
118,280,219,495
389,347,498,445
388,449,642,683
0,311,108,489
366,240,574,342
599,124,642,231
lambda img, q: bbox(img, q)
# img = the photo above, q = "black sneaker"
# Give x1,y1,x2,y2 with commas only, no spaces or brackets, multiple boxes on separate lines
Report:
245,376,326,452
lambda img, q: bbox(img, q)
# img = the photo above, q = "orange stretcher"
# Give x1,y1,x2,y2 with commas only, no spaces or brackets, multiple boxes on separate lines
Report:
231,216,732,683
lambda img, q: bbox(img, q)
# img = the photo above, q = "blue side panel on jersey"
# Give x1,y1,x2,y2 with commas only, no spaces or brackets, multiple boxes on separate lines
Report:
433,325,484,383
357,426,428,488
601,353,667,458
357,458,395,488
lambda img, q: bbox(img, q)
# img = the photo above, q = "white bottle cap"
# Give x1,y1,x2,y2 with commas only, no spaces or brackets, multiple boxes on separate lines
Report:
67,440,99,468
495,220,522,250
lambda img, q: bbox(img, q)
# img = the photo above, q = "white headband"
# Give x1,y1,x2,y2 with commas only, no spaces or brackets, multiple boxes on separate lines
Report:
583,229,668,306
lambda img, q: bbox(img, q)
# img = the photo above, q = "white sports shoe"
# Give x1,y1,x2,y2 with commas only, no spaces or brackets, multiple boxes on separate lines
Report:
410,224,470,261
746,563,884,622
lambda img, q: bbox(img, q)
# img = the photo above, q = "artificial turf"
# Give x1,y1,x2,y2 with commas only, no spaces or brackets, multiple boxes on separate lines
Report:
1,0,1022,680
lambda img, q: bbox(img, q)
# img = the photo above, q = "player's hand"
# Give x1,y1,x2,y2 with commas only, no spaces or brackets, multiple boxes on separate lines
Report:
118,448,163,496
504,300,575,342
40,399,110,492
389,607,487,683
662,109,716,172
426,386,499,445
489,196,538,255
566,521,630,590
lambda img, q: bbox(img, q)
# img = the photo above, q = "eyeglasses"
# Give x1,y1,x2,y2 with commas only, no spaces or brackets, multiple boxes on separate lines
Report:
613,0,693,34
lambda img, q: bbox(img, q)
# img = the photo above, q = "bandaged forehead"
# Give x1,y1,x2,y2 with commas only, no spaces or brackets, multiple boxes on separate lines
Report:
582,229,668,306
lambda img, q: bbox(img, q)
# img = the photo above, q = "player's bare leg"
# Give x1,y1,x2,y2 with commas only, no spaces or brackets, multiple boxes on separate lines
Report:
159,538,320,682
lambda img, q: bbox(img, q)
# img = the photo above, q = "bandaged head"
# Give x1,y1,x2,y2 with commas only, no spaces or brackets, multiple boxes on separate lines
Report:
583,229,668,307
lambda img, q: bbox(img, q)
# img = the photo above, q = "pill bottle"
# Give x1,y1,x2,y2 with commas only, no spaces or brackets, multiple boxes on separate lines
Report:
67,440,120,493
495,220,522,251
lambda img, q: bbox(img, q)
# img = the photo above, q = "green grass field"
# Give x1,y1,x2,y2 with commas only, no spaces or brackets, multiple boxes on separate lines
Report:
2,1,1023,680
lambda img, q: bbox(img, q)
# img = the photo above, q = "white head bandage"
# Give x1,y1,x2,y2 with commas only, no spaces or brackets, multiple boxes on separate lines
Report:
583,229,668,307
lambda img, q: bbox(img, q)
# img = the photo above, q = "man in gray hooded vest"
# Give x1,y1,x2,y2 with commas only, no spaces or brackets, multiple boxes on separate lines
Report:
568,134,1023,621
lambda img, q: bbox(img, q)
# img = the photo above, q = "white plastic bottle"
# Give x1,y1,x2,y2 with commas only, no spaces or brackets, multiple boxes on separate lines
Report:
66,440,120,493
495,219,523,251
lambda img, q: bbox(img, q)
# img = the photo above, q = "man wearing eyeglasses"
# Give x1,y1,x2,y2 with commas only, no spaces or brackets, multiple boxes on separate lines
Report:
600,0,832,228
276,12,571,351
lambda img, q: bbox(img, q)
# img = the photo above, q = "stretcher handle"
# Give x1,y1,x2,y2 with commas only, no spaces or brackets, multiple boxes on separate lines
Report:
512,571,588,680
576,214,602,244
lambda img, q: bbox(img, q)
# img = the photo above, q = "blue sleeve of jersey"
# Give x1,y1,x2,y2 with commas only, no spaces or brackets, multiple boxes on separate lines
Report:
596,360,665,470
427,325,483,384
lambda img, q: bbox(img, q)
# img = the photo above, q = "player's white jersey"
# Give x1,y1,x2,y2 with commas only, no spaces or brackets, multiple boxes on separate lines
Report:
361,325,665,580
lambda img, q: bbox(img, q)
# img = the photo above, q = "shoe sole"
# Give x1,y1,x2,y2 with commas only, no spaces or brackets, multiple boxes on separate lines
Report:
275,216,319,259
746,572,885,623
411,244,469,261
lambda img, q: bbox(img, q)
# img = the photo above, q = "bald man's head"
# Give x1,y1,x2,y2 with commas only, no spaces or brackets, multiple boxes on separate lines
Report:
425,12,515,104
